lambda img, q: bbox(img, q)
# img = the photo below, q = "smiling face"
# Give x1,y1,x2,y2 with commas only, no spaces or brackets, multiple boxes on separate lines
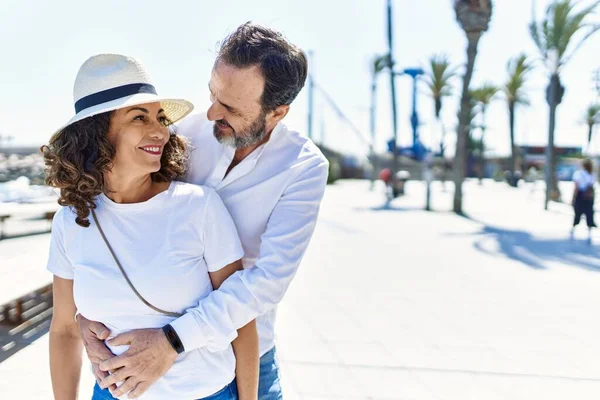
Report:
207,60,275,149
106,102,170,178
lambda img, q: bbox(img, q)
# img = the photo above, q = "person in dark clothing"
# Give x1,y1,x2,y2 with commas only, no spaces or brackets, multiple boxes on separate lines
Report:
570,158,596,243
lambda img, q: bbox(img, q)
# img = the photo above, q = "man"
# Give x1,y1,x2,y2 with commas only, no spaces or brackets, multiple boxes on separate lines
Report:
78,22,329,399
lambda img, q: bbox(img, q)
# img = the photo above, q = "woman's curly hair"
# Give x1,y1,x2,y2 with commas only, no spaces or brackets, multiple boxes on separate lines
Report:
41,111,189,227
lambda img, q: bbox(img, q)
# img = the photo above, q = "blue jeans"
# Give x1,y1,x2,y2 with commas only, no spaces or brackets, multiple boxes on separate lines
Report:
258,347,283,400
92,379,238,400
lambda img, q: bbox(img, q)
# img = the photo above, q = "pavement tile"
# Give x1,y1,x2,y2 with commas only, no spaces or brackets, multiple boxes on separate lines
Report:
285,363,364,398
349,367,438,400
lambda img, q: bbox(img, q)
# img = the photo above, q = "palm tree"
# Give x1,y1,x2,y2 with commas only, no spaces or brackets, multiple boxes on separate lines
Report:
452,0,493,214
466,97,480,152
529,0,600,208
584,103,600,149
369,54,391,187
470,83,500,183
465,97,480,176
503,54,533,186
424,54,457,159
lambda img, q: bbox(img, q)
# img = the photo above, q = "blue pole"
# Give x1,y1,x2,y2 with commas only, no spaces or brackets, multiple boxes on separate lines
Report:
402,68,424,156
411,76,419,147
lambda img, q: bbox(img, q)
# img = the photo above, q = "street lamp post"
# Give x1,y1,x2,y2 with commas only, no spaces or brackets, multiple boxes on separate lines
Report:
404,68,431,210
402,68,425,149
394,67,431,209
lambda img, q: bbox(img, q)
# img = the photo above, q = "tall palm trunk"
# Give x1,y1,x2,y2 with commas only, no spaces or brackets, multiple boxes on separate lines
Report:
545,73,559,209
508,101,517,186
369,76,378,187
453,32,480,214
478,108,487,184
439,117,448,188
439,117,446,159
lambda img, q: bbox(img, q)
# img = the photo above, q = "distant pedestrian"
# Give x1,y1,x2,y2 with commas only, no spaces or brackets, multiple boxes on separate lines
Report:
570,158,596,243
379,168,392,185
526,166,540,197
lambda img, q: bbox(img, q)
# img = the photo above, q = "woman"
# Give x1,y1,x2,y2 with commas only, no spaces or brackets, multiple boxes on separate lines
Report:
571,158,596,244
43,54,258,400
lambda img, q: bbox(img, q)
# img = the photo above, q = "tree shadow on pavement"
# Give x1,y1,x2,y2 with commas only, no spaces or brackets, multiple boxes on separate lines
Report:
354,202,424,212
448,214,600,271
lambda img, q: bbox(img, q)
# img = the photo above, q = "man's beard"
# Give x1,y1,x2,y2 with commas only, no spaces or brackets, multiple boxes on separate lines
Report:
213,112,267,149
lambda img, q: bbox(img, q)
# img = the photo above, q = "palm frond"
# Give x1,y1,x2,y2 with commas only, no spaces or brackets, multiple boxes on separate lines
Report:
424,54,458,117
530,0,600,68
372,54,391,74
471,82,500,106
558,2,597,57
562,23,600,65
529,19,545,55
551,1,571,55
585,103,600,125
503,54,533,106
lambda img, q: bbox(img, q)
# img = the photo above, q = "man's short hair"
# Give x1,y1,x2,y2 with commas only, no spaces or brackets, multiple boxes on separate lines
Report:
217,22,308,113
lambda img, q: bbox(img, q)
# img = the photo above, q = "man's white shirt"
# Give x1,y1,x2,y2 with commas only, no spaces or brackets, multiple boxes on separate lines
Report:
170,112,329,356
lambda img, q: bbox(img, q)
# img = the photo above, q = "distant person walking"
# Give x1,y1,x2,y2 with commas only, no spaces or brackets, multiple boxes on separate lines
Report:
379,168,392,199
570,158,596,243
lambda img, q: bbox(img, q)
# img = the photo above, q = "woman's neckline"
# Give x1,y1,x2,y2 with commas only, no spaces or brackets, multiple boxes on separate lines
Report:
99,181,176,210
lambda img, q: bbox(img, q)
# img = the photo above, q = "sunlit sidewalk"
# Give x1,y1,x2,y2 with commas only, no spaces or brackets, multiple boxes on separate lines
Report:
276,180,600,399
2,180,600,399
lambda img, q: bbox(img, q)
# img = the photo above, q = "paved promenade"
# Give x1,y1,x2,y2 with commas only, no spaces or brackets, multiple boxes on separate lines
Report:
1,180,600,399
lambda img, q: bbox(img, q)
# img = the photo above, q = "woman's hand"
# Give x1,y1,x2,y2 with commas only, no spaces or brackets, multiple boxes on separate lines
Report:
77,315,114,364
77,315,119,391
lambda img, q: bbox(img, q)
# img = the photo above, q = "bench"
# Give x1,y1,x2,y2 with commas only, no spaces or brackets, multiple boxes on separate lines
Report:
0,283,53,326
0,283,54,363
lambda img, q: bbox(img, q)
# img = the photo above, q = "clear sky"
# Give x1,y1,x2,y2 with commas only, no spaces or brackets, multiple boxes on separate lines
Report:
1,0,599,157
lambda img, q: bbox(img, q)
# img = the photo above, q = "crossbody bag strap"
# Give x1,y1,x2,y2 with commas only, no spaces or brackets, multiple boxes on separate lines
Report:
91,208,183,318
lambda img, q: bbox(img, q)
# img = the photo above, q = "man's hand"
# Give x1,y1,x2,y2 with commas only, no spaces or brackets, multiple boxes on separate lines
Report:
98,328,178,398
92,363,116,393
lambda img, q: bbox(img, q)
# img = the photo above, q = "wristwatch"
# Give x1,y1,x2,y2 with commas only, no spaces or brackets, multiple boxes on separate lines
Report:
162,324,185,354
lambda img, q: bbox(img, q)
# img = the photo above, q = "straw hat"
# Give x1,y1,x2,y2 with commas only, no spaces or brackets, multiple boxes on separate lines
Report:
55,54,193,133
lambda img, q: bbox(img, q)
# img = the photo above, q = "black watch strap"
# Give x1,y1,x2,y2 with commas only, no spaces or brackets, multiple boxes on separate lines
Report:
162,324,185,354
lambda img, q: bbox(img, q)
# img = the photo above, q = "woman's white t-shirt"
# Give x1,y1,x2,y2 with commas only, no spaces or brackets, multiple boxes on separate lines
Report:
47,181,244,400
